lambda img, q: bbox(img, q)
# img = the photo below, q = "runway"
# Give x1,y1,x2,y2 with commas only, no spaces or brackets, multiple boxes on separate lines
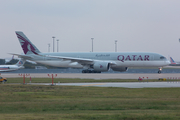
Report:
4,73,180,88
29,82,180,88
2,73,180,79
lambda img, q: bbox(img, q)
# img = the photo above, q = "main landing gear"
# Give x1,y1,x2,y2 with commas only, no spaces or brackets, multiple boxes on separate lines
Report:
82,70,101,73
158,67,162,74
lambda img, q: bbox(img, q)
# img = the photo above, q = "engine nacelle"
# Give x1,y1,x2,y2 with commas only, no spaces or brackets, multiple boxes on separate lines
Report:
111,67,128,72
93,62,110,72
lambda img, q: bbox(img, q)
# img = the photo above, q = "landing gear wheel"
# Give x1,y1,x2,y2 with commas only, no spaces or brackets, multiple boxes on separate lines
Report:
158,70,161,74
82,70,101,73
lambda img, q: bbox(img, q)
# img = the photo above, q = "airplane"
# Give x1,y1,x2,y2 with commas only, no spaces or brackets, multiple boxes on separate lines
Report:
11,31,170,74
169,57,180,66
163,57,180,68
0,59,25,72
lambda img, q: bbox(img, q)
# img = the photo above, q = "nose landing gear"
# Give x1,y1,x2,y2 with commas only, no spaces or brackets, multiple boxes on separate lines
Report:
158,67,162,74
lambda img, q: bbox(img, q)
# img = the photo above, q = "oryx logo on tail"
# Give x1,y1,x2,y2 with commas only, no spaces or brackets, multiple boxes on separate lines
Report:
15,31,40,55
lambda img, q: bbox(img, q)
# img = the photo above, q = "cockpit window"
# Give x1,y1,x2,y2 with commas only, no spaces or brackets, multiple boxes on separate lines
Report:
160,56,165,59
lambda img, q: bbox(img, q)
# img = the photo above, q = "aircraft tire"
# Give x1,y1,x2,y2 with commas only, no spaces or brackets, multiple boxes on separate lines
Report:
82,70,91,73
92,70,101,73
82,70,102,73
82,70,85,73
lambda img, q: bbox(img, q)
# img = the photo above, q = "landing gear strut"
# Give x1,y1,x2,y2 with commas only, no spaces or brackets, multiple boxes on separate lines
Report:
158,67,162,74
82,70,101,73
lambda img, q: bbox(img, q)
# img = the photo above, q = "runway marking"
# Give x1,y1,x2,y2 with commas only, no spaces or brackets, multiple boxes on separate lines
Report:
81,83,106,86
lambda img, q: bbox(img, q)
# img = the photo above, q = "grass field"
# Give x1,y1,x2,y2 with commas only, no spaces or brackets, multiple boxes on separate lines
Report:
0,81,180,120
4,77,179,84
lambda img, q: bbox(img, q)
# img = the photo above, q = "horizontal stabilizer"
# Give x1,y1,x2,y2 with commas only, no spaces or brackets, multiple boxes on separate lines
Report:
9,53,32,59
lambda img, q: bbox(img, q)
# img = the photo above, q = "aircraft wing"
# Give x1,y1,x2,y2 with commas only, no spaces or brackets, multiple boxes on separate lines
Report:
44,55,93,64
43,55,117,65
9,53,32,59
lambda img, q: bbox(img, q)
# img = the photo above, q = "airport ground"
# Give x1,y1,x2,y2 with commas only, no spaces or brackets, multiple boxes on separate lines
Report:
2,73,180,88
1,73,180,120
0,84,180,120
2,73,180,79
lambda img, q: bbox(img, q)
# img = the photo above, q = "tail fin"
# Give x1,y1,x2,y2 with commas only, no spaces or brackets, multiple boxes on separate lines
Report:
16,59,26,67
170,57,176,64
15,31,40,55
5,55,14,64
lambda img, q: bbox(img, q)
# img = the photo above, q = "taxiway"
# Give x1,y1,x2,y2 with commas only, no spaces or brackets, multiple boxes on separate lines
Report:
2,73,180,79
28,82,180,88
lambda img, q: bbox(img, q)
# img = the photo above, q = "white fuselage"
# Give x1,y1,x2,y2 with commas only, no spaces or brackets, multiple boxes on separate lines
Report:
26,52,170,68
0,65,23,72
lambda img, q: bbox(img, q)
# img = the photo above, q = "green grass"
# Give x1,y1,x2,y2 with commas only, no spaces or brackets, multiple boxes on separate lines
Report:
0,85,180,119
4,77,179,84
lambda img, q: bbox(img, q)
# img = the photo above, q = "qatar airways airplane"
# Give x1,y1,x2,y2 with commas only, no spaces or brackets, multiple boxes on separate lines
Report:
12,31,170,73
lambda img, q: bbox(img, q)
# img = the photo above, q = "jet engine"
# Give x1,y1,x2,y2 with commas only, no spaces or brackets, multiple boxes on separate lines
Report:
93,62,110,72
111,67,128,72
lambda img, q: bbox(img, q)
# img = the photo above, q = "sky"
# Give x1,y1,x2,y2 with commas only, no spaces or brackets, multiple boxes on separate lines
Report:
1,0,180,60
